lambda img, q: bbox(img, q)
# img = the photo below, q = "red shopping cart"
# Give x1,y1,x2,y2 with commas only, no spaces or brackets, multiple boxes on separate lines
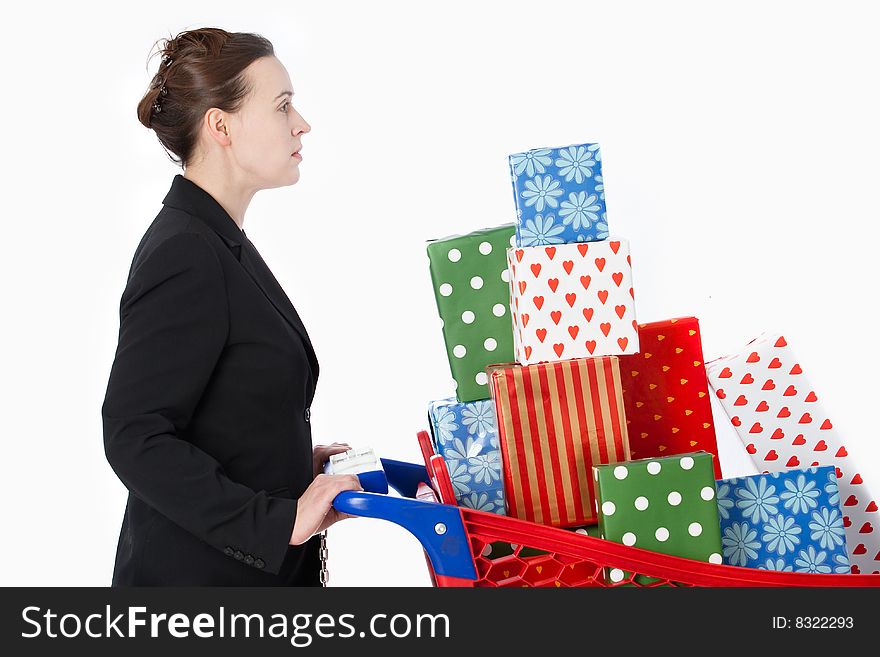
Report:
331,431,880,588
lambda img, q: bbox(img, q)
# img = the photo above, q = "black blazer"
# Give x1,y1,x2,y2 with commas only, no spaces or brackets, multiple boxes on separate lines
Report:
102,174,321,586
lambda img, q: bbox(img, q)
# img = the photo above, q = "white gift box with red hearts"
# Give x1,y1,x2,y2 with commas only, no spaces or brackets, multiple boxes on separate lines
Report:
506,239,639,366
706,333,880,574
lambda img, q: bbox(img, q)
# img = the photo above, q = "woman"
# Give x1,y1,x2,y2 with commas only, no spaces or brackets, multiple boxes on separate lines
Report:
101,27,362,586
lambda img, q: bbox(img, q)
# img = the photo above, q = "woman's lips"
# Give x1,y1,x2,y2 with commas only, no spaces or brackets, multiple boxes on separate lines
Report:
291,151,302,159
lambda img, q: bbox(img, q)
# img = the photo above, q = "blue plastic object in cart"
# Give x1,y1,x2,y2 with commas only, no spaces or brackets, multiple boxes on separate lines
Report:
332,458,478,580
355,470,388,494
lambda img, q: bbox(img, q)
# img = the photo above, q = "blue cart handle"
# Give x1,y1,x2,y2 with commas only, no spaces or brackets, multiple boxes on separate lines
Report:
331,459,477,580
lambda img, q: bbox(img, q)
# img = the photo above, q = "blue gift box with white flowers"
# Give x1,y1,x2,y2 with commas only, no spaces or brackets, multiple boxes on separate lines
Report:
508,142,608,246
716,466,850,574
427,397,507,515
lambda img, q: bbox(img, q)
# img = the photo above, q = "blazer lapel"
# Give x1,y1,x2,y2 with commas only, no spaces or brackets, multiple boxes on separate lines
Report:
238,235,320,386
161,174,319,387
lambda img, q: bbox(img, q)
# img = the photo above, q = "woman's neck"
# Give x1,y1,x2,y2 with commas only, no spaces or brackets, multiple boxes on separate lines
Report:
182,166,255,230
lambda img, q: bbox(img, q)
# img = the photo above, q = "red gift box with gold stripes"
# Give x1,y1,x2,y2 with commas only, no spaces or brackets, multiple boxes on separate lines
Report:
617,317,721,478
488,356,631,528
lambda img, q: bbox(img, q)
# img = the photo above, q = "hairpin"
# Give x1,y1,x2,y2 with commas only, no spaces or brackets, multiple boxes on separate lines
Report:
152,77,169,114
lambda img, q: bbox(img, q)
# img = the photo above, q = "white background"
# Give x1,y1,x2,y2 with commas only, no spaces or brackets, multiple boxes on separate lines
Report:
1,0,878,586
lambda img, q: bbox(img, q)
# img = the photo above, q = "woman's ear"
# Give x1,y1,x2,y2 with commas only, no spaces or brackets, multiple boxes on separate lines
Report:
204,108,231,144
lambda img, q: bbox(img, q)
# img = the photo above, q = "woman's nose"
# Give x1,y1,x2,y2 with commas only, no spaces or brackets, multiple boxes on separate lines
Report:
294,111,311,135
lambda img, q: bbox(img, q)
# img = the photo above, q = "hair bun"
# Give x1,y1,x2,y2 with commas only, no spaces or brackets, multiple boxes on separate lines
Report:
137,28,275,166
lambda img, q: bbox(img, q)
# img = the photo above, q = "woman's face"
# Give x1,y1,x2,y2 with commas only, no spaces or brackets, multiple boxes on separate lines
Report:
226,56,310,189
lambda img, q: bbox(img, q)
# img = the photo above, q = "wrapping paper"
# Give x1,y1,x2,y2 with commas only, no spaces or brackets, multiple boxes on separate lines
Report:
618,317,721,478
427,397,506,515
594,452,723,585
706,333,880,573
509,143,608,246
427,224,517,402
489,356,631,528
717,466,850,573
507,240,639,365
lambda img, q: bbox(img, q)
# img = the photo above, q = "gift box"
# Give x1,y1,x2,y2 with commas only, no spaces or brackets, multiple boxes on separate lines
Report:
618,317,721,478
509,143,607,246
427,224,517,402
427,397,507,515
594,452,723,585
507,240,639,365
706,333,880,574
716,466,850,573
490,355,631,528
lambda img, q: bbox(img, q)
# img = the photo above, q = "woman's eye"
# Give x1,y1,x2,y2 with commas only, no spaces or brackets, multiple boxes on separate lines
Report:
280,101,290,113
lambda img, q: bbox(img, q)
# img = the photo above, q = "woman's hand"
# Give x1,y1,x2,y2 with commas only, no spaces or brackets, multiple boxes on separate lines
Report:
312,442,352,477
289,473,363,545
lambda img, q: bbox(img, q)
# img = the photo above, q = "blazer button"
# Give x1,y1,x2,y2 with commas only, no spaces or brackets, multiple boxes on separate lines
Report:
224,546,234,557
254,559,265,569
234,550,244,561
244,554,254,566
304,407,311,422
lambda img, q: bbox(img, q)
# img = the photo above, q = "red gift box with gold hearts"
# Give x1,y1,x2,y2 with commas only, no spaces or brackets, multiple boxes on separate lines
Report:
489,355,631,528
706,333,880,573
506,240,639,365
618,317,722,479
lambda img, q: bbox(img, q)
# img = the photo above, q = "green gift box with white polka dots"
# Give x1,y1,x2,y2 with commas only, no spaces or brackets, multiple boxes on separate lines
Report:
594,451,722,585
427,225,517,402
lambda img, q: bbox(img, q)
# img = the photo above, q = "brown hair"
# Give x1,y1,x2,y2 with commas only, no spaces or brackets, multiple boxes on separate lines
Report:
137,28,275,168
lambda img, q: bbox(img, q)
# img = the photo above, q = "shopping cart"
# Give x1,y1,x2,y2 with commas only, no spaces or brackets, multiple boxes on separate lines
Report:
331,432,880,587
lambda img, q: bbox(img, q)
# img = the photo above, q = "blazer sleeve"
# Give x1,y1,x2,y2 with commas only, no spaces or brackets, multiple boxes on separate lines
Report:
102,232,297,575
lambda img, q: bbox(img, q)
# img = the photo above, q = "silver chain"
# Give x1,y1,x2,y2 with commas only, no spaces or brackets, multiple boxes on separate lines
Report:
319,530,329,586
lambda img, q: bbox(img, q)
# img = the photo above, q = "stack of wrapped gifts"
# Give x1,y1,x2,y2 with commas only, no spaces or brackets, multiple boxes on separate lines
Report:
422,142,877,578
